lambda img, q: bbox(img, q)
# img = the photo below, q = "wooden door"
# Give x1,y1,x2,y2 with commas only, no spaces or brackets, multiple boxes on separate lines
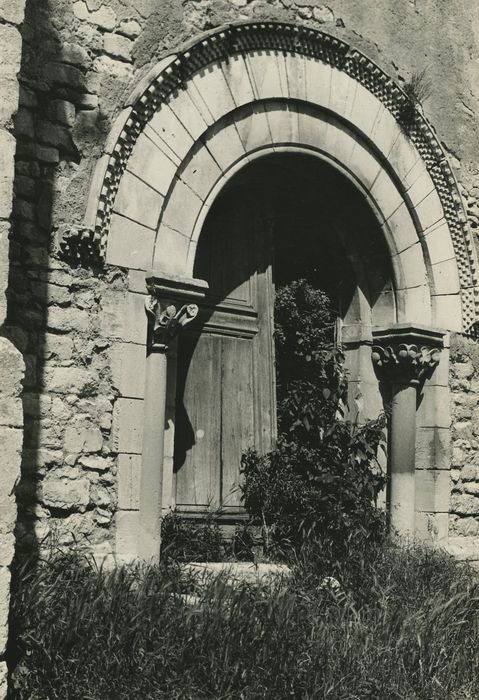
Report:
173,186,276,515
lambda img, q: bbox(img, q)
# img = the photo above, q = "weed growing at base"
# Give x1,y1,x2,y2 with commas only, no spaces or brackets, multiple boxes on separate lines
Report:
9,541,479,699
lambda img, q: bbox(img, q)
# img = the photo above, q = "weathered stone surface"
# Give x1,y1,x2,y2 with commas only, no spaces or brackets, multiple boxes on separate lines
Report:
44,367,97,395
0,131,16,219
79,455,111,471
451,493,479,516
0,0,25,24
103,33,133,61
42,476,90,511
64,423,103,454
118,18,141,37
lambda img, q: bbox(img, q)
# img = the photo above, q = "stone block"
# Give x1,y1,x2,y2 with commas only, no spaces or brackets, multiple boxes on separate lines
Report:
369,106,400,160
385,201,417,254
160,179,202,241
422,220,455,265
370,167,403,221
14,107,34,139
235,105,272,153
109,342,146,399
149,105,194,163
415,427,450,470
42,476,90,511
43,62,87,91
415,469,450,512
44,333,74,361
415,189,445,233
222,53,255,108
168,88,208,142
112,398,144,454
0,567,11,656
0,77,20,127
58,42,90,67
73,1,116,29
329,66,357,121
414,511,449,545
348,141,382,192
47,306,90,333
431,294,462,332
451,515,479,537
396,284,431,326
126,132,177,197
50,99,76,127
180,144,222,201
118,19,141,38
304,55,332,109
417,385,451,428
114,170,164,230
0,0,25,24
101,290,146,344
106,213,155,271
45,367,97,395
406,167,435,209
394,243,428,289
431,258,460,295
64,424,103,454
190,62,236,124
202,118,245,172
0,130,15,219
0,338,24,398
268,103,298,144
450,492,479,516
103,33,133,62
116,510,139,561
246,51,287,101
0,427,23,493
118,454,141,509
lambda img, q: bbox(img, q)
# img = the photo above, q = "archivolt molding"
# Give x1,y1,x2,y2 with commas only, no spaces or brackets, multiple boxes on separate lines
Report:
91,21,478,331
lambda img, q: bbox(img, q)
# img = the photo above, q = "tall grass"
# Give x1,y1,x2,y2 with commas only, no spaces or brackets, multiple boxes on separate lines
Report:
8,541,479,699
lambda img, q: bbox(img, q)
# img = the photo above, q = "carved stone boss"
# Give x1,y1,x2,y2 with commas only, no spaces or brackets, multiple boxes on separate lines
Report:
371,325,445,536
139,272,208,562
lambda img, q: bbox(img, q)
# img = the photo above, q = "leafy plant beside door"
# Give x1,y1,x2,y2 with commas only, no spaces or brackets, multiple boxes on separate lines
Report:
241,279,387,559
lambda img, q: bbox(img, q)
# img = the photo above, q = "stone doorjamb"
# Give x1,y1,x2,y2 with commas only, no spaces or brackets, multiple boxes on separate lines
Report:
140,271,208,562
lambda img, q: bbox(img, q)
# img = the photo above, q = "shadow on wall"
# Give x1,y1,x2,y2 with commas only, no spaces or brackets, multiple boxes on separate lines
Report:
5,0,122,573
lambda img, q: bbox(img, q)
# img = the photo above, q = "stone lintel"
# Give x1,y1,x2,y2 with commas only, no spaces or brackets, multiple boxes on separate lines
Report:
145,269,209,303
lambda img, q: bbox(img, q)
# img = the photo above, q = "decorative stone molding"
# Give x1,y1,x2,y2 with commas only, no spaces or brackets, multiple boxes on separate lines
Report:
57,225,103,268
145,271,209,352
372,325,445,385
93,21,478,331
145,298,199,352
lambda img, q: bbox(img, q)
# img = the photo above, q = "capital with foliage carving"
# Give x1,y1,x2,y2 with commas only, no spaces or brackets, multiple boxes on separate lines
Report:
371,325,445,385
144,271,208,353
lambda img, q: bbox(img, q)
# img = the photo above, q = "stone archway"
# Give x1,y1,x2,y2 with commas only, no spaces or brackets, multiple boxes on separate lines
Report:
84,22,479,562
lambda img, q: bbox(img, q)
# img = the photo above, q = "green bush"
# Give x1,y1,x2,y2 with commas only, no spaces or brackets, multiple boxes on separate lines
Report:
9,542,479,699
241,280,386,557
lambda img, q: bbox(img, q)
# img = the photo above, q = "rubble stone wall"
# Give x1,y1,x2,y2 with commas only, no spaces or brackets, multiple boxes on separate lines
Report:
0,0,26,696
449,333,479,563
6,0,479,567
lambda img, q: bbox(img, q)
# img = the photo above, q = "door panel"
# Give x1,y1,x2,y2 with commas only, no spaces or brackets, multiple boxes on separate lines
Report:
173,184,276,515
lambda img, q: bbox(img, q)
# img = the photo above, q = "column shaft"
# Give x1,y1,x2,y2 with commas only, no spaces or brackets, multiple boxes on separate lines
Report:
389,382,417,535
138,349,168,563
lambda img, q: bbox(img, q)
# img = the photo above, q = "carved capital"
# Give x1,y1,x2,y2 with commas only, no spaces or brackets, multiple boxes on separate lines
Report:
145,297,198,351
144,271,208,352
371,325,445,385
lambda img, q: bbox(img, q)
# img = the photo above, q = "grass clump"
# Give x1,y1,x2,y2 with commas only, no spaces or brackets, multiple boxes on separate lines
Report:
9,541,479,699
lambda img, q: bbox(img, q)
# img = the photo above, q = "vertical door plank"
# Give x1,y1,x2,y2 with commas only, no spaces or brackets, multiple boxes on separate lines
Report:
174,331,222,509
221,336,255,508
